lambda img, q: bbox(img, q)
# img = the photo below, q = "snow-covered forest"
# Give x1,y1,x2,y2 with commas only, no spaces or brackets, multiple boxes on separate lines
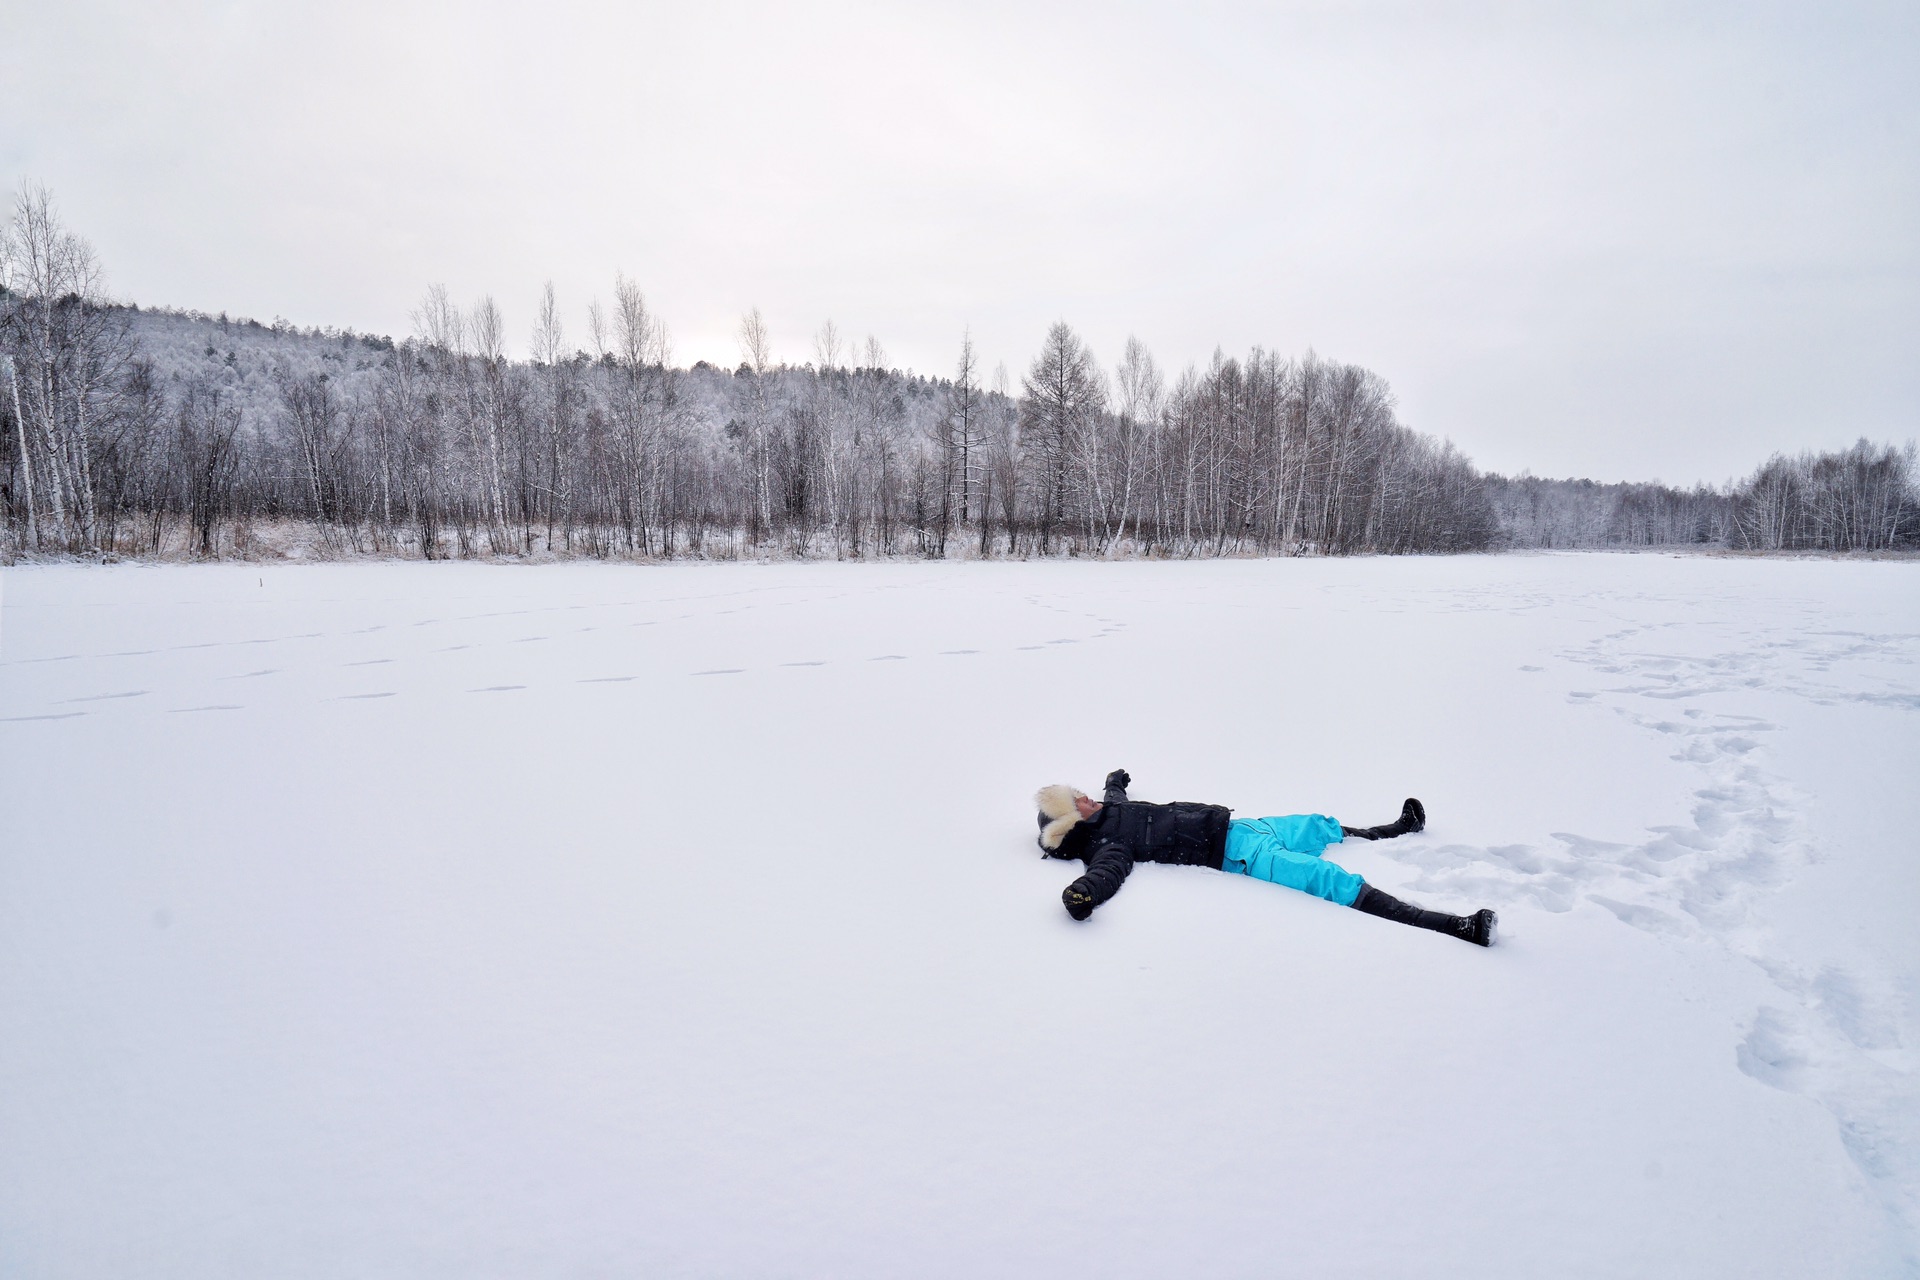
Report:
1487,447,1920,553
4,189,1916,563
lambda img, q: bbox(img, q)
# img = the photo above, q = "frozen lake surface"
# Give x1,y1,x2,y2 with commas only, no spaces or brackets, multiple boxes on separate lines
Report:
2,554,1916,1277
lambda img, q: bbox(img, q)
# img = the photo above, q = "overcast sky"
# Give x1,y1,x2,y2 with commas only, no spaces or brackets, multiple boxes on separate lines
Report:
5,0,1915,482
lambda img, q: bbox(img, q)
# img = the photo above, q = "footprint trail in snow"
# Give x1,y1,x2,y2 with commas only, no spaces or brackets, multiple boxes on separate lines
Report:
1374,614,1920,1253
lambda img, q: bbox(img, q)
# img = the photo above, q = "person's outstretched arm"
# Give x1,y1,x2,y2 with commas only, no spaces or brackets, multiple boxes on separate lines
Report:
1103,768,1131,804
1063,839,1134,920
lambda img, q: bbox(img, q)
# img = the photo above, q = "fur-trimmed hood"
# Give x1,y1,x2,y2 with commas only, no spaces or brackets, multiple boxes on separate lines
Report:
1035,784,1088,852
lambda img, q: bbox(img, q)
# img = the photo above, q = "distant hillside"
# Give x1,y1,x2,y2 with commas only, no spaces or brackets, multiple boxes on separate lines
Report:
122,305,397,429
1485,473,1730,549
1485,448,1917,553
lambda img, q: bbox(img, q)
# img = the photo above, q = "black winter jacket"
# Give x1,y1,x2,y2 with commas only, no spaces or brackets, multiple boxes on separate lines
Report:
1048,771,1232,919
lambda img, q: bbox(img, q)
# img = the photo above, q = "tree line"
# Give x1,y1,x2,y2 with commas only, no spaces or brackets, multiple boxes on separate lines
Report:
2,188,1913,563
1487,438,1918,553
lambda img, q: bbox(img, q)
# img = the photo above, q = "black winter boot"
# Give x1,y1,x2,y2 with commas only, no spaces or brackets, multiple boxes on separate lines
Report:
1465,908,1497,947
1352,884,1495,947
1342,798,1427,841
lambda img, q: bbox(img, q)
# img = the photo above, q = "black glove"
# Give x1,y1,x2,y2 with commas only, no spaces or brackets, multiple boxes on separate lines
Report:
1063,885,1096,921
1104,768,1131,791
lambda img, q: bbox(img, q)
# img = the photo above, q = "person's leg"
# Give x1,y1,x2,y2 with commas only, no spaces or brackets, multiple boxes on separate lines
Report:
1223,826,1494,943
1351,883,1496,946
1233,814,1346,857
1342,798,1426,842
1223,822,1364,905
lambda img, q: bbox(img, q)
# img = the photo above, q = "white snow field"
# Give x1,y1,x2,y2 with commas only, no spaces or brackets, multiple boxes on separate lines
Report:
2,555,1916,1278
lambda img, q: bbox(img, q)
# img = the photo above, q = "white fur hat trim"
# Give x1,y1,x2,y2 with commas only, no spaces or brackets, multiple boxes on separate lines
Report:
1035,784,1088,850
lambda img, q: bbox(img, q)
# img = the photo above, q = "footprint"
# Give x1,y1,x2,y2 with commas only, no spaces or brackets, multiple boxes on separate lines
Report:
869,655,907,662
941,649,980,656
469,685,525,693
435,645,472,652
1588,894,1691,937
1520,665,1544,672
1735,1008,1808,1091
511,636,548,644
1016,645,1045,651
691,669,744,676
336,693,395,700
169,704,244,713
1552,832,1634,858
1808,966,1899,1052
345,659,393,667
780,661,828,667
577,676,636,683
1,712,87,721
224,669,279,680
61,690,148,702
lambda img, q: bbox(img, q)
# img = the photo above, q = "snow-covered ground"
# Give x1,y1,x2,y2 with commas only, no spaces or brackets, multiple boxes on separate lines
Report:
2,555,1915,1278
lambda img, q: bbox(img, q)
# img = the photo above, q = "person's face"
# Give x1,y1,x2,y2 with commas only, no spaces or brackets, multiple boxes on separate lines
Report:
1074,795,1101,820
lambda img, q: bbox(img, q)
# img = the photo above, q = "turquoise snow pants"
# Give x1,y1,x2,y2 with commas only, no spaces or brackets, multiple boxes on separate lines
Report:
1222,815,1364,907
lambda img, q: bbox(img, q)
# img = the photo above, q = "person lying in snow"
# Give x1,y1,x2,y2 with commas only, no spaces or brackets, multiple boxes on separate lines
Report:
1036,769,1497,946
